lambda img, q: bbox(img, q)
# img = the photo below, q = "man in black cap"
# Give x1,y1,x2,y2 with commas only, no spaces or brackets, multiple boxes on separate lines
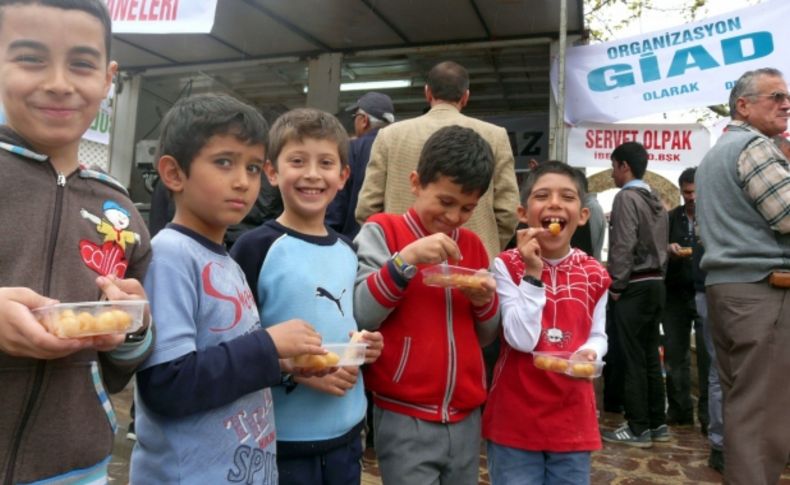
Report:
327,91,395,238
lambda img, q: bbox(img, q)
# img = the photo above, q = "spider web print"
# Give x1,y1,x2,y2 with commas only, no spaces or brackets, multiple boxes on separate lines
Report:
541,251,609,348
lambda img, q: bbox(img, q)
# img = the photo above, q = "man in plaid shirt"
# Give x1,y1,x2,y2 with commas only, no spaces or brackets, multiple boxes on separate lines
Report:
696,67,790,485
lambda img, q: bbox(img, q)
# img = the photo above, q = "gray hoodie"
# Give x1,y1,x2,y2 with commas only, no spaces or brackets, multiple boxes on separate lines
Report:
608,186,669,294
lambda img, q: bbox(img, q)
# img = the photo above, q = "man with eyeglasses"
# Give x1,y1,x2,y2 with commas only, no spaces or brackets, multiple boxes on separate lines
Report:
696,68,790,484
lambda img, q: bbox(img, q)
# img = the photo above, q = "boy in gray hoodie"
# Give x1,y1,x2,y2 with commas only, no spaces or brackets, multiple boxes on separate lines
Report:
601,141,669,448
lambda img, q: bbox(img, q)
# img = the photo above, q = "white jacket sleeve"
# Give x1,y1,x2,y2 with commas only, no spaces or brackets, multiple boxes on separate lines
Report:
576,291,608,360
494,257,545,353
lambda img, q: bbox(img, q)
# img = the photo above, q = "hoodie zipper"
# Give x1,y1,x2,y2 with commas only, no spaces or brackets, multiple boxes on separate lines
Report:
441,287,458,422
4,170,67,485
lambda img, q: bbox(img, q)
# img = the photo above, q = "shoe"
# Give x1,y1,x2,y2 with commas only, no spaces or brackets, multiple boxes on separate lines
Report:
650,424,670,442
602,424,652,448
708,448,724,474
126,420,136,441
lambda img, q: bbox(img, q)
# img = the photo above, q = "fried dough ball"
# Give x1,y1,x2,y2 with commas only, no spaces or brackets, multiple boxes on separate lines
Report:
571,362,596,378
548,222,561,236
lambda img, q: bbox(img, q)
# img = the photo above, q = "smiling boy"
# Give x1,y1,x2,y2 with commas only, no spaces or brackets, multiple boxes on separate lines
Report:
231,108,383,485
482,161,611,485
0,1,154,483
353,125,499,485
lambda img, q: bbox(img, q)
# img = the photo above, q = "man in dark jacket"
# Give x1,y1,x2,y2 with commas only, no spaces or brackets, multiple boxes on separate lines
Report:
326,92,394,239
602,141,669,448
663,167,710,433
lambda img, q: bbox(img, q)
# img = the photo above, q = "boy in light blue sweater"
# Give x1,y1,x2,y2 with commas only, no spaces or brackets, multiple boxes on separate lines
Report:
233,108,383,485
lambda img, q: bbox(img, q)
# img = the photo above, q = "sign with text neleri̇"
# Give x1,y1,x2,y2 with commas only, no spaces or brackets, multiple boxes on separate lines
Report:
107,0,217,34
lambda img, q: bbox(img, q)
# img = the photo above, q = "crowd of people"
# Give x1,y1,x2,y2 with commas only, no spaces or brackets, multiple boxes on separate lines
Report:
0,1,788,485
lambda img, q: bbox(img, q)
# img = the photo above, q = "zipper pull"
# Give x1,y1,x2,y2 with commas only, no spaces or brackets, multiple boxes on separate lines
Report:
57,172,66,186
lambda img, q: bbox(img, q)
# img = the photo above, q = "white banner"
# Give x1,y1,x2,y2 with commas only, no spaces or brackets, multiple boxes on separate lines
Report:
568,123,711,169
107,0,217,34
554,0,790,123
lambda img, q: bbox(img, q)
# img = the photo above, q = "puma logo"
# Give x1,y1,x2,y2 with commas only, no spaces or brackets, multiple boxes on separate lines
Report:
316,287,345,316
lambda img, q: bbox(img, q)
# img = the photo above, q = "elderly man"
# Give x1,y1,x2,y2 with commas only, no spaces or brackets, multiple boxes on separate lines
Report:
696,68,790,485
327,91,395,239
354,61,519,259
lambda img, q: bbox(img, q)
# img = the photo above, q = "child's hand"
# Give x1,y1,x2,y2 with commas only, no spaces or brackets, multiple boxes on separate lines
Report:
352,330,383,364
399,233,461,266
279,358,337,378
95,275,150,352
295,366,359,396
0,287,91,359
459,272,496,307
571,349,597,362
266,319,324,358
516,228,544,277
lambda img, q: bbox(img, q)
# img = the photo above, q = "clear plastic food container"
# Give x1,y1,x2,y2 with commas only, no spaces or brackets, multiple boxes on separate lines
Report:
289,342,368,370
33,300,147,338
532,350,604,378
421,264,492,290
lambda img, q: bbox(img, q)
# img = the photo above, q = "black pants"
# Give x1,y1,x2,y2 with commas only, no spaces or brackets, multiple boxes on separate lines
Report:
612,280,666,435
603,302,625,413
663,292,710,426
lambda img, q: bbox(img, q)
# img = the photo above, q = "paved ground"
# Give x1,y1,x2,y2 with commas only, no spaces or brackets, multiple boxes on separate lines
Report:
109,385,790,484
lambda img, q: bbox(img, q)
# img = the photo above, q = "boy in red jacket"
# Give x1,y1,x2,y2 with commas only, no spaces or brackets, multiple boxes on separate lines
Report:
482,161,611,484
354,125,500,484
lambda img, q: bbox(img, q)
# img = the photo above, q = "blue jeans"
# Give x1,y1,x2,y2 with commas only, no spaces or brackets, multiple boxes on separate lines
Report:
696,291,723,450
486,441,590,485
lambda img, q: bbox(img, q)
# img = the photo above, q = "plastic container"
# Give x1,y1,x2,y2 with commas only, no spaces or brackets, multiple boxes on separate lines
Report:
532,350,604,378
421,264,492,290
33,300,147,338
289,342,368,370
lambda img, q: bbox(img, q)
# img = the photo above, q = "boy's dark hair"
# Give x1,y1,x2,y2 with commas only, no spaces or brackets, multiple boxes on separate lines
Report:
611,141,648,179
426,61,469,102
678,167,696,186
157,93,269,175
520,160,586,204
268,108,349,168
0,0,112,59
416,125,493,195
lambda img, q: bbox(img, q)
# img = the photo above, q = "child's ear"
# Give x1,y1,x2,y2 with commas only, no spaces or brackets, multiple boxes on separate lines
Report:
263,160,278,187
157,156,185,193
104,61,118,97
338,163,350,189
578,207,591,226
516,205,529,224
409,171,420,196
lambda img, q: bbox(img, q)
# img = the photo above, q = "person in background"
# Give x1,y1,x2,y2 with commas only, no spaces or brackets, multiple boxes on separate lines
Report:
327,92,395,239
601,141,669,448
355,60,519,260
663,167,710,434
570,168,606,261
692,235,724,474
696,68,790,484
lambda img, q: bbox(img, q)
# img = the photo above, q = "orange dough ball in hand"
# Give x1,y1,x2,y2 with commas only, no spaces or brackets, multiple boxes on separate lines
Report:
572,362,595,378
550,358,569,373
548,222,561,236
